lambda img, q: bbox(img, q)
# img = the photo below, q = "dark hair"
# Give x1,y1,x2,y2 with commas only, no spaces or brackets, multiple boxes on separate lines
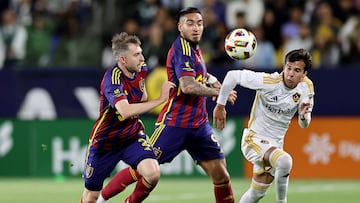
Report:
284,48,312,71
177,7,201,22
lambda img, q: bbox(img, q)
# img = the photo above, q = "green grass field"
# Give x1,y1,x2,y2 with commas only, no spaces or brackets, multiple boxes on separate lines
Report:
1,177,359,203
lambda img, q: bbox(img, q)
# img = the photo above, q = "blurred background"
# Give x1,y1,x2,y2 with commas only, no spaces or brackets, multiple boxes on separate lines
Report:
0,0,359,181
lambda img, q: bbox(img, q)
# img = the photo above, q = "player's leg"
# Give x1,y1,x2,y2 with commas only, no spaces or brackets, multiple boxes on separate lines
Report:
239,173,272,203
200,159,235,203
190,122,234,203
81,146,121,203
239,129,276,203
123,136,161,202
97,167,141,202
266,147,293,203
125,158,160,202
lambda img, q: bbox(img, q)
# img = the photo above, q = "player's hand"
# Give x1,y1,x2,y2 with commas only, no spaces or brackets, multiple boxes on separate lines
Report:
227,90,237,105
213,104,227,130
210,81,221,101
299,102,312,118
159,81,176,102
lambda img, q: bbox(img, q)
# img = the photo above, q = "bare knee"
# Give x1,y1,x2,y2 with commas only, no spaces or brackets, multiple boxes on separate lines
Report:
200,159,231,184
82,189,100,203
137,158,161,185
254,172,274,184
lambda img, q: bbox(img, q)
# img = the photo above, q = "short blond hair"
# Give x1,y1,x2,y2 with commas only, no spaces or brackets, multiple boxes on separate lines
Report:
111,32,141,58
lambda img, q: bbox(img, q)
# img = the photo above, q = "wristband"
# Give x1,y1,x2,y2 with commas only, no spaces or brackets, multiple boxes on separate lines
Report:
207,74,218,84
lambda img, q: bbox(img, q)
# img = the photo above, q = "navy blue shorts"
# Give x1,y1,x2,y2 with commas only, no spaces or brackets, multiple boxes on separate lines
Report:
149,122,225,164
83,135,156,191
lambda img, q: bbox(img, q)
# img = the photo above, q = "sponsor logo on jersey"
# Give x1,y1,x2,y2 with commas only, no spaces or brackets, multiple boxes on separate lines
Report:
265,104,292,114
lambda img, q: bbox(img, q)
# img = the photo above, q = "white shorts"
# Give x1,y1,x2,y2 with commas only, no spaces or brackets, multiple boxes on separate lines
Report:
241,128,283,176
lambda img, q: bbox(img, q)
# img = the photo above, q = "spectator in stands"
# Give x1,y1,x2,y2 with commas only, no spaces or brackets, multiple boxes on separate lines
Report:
338,15,360,65
201,6,226,65
238,26,276,70
142,22,165,70
310,1,342,68
0,8,28,68
225,0,264,30
283,22,313,57
261,6,282,50
25,12,55,66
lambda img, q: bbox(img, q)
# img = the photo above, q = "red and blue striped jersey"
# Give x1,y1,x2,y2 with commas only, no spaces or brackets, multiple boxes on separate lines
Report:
156,36,208,128
89,63,147,150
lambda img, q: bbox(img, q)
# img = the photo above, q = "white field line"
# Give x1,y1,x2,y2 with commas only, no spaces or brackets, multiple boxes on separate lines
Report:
289,182,360,193
146,182,360,201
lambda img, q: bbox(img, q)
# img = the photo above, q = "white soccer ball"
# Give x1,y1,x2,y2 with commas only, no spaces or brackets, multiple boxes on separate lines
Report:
224,28,257,60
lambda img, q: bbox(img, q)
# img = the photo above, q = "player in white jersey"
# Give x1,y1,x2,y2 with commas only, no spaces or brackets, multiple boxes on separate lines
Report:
213,48,314,203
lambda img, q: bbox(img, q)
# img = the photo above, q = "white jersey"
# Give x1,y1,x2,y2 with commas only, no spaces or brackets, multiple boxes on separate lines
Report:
218,69,314,145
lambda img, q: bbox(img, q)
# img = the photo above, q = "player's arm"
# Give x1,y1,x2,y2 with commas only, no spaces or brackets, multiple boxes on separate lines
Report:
115,81,175,119
213,70,242,130
298,101,312,128
179,75,219,96
206,73,219,86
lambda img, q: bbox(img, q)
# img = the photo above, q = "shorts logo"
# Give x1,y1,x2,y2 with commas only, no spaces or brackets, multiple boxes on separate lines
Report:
153,147,162,159
85,164,94,178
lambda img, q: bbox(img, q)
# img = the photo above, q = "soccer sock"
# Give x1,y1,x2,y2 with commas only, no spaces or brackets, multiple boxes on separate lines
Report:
239,179,270,203
95,194,106,203
126,177,156,202
214,180,234,203
101,167,141,200
270,149,293,203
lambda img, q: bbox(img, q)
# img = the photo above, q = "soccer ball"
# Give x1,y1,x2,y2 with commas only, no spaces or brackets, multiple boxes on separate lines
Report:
224,28,257,60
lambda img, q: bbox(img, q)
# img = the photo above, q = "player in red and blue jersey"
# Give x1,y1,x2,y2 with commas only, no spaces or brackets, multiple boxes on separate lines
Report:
80,32,174,203
98,7,237,203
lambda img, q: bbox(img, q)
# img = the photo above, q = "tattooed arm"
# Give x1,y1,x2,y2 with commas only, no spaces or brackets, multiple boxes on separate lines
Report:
179,75,219,96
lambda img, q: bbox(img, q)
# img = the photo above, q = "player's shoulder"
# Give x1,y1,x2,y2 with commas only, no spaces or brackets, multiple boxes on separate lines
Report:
302,76,313,86
173,36,193,56
299,76,314,93
262,71,282,85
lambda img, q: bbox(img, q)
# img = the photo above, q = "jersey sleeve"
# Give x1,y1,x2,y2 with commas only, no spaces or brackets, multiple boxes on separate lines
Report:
217,69,269,105
103,68,127,107
173,38,196,79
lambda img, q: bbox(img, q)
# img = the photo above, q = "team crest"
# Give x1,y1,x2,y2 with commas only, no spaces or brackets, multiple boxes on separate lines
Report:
139,79,145,92
85,164,94,178
113,88,122,97
153,147,163,159
292,92,301,103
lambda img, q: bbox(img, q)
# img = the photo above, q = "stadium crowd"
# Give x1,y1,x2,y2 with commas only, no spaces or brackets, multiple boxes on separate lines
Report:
0,0,359,70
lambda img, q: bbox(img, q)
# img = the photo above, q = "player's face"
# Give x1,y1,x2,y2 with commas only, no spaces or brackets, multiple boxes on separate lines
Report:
123,43,144,73
283,61,307,89
178,13,204,44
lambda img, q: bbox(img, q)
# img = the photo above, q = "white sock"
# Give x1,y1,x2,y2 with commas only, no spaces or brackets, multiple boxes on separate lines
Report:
270,149,293,203
239,179,270,203
96,194,107,203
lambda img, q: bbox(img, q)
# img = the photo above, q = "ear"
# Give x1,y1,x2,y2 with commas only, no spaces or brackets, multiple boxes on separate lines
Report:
119,55,126,64
302,70,308,79
177,22,182,32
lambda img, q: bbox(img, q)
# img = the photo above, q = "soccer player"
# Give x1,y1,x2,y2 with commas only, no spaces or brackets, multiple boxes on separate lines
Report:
79,32,175,203
96,7,237,203
213,48,314,203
